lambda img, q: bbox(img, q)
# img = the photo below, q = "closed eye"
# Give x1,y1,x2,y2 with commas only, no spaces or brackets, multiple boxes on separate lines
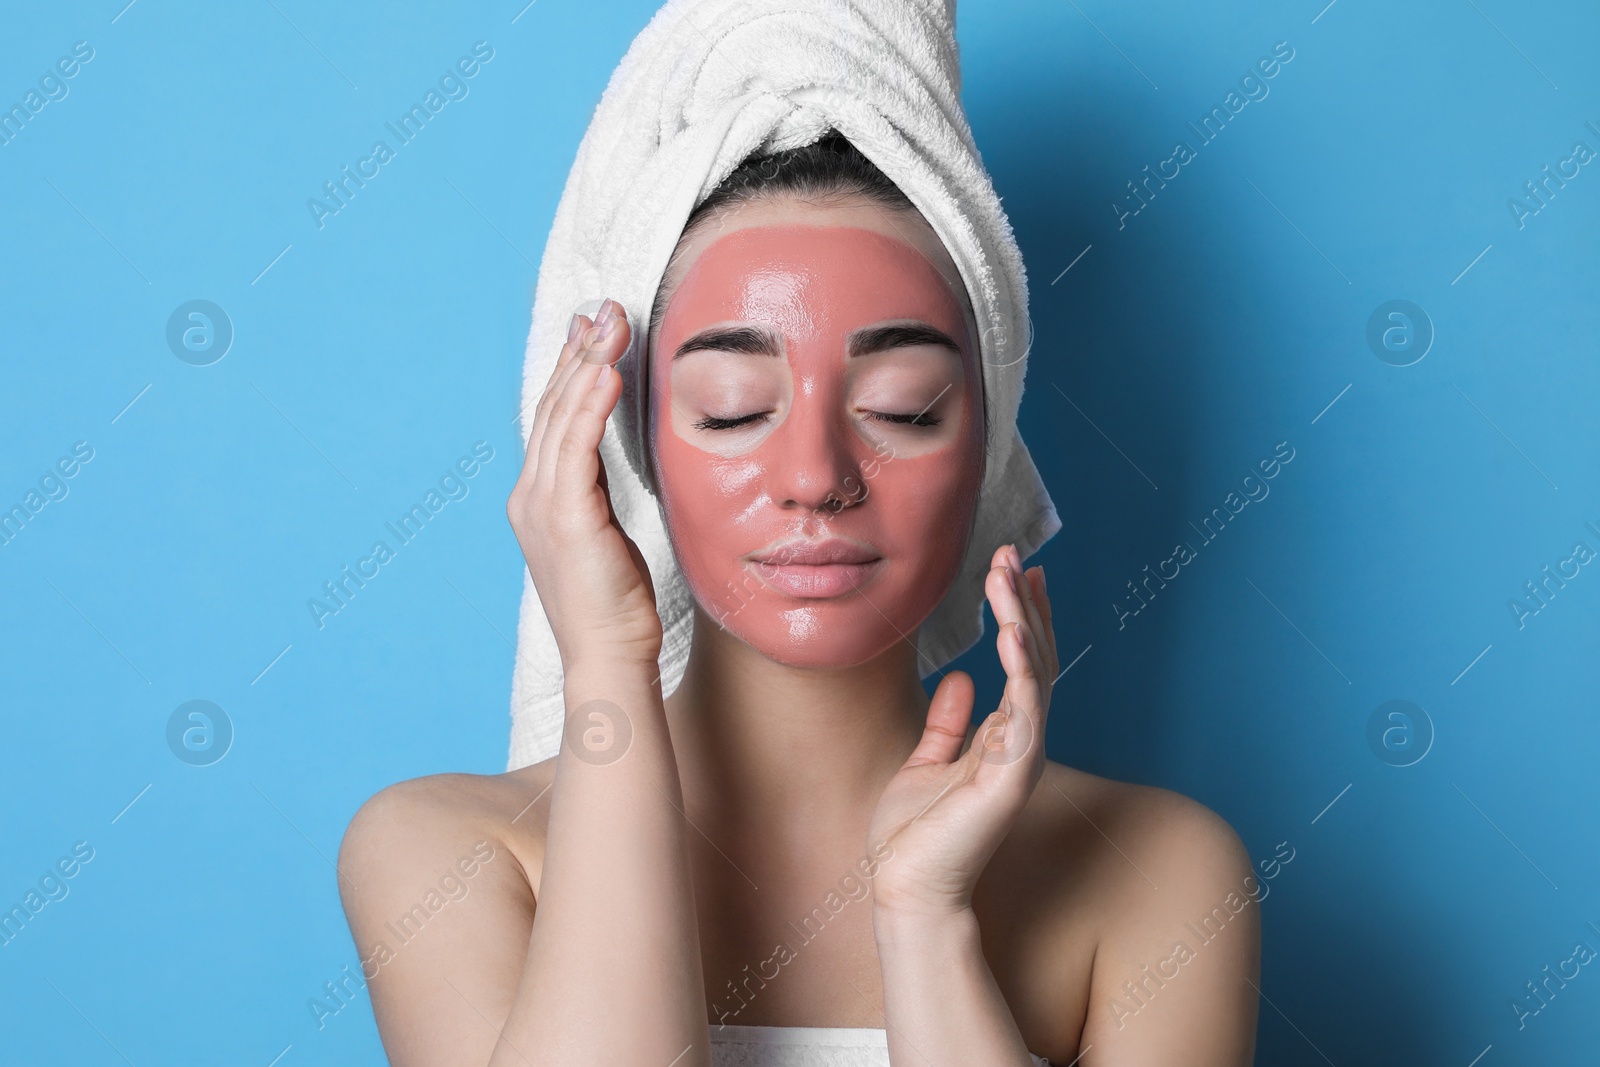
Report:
692,411,771,431
865,410,942,427
691,409,943,431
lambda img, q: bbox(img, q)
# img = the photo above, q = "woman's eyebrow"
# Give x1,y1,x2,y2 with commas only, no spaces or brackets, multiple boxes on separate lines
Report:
673,325,782,359
672,321,961,360
847,323,961,357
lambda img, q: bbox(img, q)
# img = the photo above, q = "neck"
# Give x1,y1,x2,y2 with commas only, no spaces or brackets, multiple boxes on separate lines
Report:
665,605,931,836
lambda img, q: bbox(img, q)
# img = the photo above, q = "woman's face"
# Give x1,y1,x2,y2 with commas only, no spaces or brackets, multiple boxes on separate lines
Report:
648,197,985,668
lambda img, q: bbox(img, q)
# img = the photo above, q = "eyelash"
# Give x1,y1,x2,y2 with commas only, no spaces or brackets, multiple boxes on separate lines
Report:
691,410,943,431
869,410,942,427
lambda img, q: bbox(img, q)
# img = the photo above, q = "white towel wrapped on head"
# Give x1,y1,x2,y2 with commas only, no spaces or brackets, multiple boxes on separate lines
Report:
509,0,1061,770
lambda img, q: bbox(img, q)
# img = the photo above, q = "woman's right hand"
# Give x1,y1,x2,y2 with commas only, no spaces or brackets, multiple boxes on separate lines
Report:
507,298,663,671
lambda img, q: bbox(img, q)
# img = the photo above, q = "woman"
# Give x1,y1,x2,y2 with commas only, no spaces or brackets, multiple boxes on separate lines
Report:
336,134,1261,1066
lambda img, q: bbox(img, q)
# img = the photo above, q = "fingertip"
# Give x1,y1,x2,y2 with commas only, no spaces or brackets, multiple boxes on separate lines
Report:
581,308,632,363
983,564,1002,600
563,314,594,357
936,668,975,701
989,562,1016,596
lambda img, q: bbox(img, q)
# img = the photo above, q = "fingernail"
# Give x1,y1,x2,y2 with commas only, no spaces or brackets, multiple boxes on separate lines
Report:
1006,567,1017,594
594,300,617,330
594,362,612,388
567,312,585,343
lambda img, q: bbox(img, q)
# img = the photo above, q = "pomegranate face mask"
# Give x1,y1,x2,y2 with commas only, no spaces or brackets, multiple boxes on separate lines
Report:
650,223,985,666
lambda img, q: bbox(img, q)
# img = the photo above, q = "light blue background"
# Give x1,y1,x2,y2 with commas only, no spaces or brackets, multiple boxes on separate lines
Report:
2,1,1596,1064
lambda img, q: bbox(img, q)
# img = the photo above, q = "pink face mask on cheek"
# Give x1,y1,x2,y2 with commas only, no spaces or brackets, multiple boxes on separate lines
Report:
649,224,986,667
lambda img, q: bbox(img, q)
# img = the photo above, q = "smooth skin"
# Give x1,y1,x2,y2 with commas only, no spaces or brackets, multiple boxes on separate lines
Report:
337,198,1260,1067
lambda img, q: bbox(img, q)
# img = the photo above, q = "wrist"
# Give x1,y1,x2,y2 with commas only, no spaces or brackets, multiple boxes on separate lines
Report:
560,659,664,728
556,631,662,681
872,898,980,951
557,659,667,769
562,656,662,691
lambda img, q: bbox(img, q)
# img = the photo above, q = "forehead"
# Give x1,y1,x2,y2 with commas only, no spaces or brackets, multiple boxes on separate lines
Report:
657,199,974,340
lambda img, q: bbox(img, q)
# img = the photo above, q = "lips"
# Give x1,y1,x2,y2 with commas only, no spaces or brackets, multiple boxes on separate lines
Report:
748,537,883,598
751,537,880,566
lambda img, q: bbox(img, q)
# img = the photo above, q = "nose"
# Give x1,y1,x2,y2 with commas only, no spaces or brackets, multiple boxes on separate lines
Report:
767,389,865,515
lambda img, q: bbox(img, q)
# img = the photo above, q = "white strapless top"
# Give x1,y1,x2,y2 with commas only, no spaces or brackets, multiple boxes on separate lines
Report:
707,1024,1053,1066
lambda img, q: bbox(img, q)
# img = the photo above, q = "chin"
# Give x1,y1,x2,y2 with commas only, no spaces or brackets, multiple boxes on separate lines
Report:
742,611,905,669
695,563,955,669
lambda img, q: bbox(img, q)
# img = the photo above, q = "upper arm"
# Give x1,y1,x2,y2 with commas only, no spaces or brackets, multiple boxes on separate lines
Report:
336,776,539,1067
1077,790,1261,1067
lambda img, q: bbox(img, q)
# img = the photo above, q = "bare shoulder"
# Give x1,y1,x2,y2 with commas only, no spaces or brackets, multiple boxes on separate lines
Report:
986,761,1251,913
338,761,557,903
1029,760,1250,887
1000,761,1261,1064
333,762,558,1063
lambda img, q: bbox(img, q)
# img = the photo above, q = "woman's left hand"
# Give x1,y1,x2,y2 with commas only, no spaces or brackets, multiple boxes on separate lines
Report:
866,543,1058,919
